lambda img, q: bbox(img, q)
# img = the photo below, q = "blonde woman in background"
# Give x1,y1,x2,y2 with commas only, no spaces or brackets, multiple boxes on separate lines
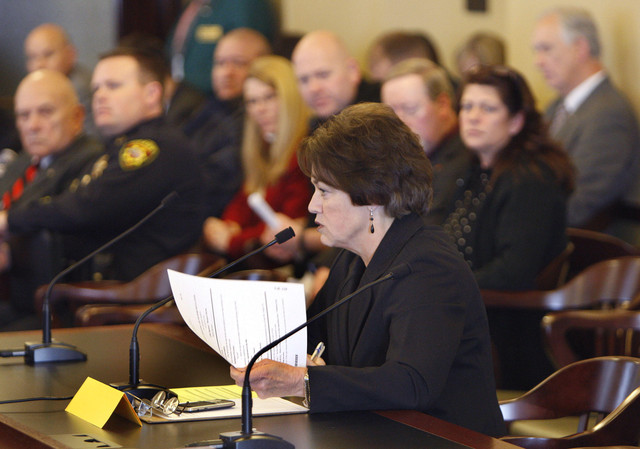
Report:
203,55,312,261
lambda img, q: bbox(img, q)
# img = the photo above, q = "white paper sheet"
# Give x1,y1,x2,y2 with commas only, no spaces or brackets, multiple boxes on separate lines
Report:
167,270,307,368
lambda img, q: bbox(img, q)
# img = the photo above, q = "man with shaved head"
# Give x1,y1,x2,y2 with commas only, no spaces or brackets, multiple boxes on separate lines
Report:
265,31,380,278
25,24,77,75
0,69,103,328
24,23,94,134
2,70,102,208
292,30,379,130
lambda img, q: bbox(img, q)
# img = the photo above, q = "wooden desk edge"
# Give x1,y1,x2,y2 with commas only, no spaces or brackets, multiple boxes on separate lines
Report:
376,410,518,449
0,413,69,449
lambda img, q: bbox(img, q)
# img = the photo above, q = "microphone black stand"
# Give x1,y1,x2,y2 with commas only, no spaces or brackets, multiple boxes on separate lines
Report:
22,192,179,364
188,264,410,448
115,227,296,401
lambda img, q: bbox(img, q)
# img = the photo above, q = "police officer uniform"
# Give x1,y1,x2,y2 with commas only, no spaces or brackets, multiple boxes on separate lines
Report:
8,116,206,281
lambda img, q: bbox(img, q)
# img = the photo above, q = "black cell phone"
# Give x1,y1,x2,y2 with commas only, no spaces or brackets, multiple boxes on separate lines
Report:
180,399,235,413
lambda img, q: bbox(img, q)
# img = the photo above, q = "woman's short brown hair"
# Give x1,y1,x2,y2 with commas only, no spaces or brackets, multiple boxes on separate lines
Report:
298,102,433,218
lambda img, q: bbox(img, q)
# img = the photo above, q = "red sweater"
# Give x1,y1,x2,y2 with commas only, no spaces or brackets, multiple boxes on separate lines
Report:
222,155,311,258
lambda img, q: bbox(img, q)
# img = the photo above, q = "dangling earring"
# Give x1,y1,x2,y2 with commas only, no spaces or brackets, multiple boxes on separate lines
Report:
369,209,375,234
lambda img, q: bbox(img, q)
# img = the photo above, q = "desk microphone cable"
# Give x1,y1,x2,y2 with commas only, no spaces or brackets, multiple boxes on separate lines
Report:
0,349,27,358
0,396,74,404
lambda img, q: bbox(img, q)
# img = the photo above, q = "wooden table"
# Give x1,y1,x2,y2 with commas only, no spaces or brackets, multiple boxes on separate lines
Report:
0,325,517,449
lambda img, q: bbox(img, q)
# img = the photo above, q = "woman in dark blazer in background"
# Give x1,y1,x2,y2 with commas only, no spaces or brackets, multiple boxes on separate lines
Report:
445,65,574,389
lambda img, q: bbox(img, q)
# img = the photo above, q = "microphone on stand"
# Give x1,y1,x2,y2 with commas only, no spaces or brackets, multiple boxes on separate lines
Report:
0,192,179,364
188,263,413,449
114,227,296,401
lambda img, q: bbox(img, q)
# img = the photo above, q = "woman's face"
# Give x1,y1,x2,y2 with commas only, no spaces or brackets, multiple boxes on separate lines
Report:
308,179,370,254
459,83,523,166
244,77,279,141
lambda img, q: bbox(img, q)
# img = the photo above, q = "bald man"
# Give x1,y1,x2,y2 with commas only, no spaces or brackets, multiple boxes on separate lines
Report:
184,28,271,217
263,32,380,283
24,23,95,135
3,70,102,210
292,30,379,130
0,69,103,327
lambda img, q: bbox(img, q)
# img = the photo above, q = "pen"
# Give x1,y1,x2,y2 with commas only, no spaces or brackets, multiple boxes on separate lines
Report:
310,342,325,363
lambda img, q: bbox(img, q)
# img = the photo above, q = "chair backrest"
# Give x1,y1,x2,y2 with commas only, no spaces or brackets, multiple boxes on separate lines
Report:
500,357,640,424
502,383,640,449
500,356,640,449
535,242,574,290
543,310,640,368
482,256,640,311
36,253,225,310
73,267,285,327
567,228,640,281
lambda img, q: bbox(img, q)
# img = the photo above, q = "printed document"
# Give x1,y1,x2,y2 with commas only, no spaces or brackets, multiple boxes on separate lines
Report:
167,270,307,368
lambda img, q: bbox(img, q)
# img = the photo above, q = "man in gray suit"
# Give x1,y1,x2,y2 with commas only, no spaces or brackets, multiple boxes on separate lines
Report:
532,7,640,229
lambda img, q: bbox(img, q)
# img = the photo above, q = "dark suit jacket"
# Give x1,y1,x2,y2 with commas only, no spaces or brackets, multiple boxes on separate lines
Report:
165,81,207,129
0,152,31,199
9,134,103,210
546,76,640,227
306,213,505,437
6,134,103,313
183,96,244,217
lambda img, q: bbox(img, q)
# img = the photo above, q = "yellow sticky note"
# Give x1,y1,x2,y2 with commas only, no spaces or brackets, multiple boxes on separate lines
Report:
66,377,142,428
172,385,256,402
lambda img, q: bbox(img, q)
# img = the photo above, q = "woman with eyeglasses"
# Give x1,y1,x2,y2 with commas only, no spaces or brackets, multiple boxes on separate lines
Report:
202,56,312,262
444,65,574,389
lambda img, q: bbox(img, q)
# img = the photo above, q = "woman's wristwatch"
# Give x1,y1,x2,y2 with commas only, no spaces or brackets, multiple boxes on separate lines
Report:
303,369,311,408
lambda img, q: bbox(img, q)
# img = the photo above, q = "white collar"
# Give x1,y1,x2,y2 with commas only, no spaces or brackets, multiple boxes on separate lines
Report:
563,71,606,113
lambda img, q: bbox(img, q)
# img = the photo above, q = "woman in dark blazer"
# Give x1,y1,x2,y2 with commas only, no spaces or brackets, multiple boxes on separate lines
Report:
446,65,575,389
445,64,574,291
231,102,505,437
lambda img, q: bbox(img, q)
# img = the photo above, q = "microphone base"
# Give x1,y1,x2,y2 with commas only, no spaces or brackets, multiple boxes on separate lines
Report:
24,341,87,365
111,381,170,402
218,430,295,448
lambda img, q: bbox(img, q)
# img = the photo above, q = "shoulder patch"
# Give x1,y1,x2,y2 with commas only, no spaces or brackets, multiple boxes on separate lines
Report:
119,139,159,171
